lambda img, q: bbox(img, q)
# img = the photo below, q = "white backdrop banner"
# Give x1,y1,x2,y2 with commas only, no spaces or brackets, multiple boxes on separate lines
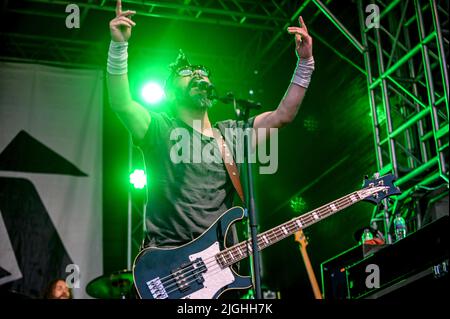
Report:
0,62,103,299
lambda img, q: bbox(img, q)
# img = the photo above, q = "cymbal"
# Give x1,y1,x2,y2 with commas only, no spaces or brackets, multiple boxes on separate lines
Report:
86,270,133,299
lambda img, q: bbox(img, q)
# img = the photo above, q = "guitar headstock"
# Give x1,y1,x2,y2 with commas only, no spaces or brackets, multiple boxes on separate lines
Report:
294,230,308,248
360,173,401,205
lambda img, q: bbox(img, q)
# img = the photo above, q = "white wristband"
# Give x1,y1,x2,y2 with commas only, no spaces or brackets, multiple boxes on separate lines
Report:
291,56,315,89
107,40,128,75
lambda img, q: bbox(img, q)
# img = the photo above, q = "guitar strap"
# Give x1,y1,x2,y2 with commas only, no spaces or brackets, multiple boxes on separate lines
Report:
212,130,245,204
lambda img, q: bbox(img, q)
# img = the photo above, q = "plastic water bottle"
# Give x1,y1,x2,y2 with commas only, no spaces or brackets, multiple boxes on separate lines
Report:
393,214,407,241
362,228,373,243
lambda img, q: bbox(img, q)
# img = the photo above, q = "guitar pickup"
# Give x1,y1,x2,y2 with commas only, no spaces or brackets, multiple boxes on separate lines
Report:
192,258,206,284
171,258,206,292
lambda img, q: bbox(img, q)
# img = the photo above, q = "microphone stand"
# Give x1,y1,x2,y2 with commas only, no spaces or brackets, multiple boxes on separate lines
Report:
230,95,263,300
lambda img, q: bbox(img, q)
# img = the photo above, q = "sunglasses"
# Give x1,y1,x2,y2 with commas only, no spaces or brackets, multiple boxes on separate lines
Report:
176,65,211,77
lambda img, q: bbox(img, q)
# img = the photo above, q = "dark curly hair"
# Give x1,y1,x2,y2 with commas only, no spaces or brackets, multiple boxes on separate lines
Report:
42,278,73,299
164,49,191,94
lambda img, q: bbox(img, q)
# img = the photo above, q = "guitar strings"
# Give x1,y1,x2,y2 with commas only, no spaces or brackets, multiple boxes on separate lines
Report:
156,198,353,294
215,195,356,270
155,196,357,296
156,193,356,288
169,183,388,298
162,219,305,297
157,216,309,296
161,201,351,297
156,199,351,293
221,197,356,263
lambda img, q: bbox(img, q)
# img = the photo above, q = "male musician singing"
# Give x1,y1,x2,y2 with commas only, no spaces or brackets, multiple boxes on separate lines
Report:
107,0,314,259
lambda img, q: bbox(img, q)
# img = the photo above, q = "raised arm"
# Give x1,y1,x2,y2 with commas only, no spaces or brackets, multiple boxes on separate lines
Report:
107,0,150,141
253,16,314,138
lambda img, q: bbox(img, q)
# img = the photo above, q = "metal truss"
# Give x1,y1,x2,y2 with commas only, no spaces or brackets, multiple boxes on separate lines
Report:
1,1,344,84
0,0,301,69
269,0,448,245
127,141,146,269
351,0,449,243
129,191,145,268
278,0,450,244
5,0,297,31
0,1,315,93
363,0,447,243
0,32,105,68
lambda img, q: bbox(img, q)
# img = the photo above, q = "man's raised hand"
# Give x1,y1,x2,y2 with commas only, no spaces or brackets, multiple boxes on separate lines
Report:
287,16,313,59
110,0,136,42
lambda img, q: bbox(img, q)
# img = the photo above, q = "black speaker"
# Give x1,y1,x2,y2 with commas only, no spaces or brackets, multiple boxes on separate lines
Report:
321,216,449,300
321,244,365,299
423,194,449,226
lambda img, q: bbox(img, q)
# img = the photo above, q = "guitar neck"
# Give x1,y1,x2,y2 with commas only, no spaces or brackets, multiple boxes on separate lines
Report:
297,235,323,299
215,190,365,268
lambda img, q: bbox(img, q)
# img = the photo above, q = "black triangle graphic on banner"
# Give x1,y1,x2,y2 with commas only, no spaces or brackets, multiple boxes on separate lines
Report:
0,130,87,176
0,177,74,298
0,266,12,279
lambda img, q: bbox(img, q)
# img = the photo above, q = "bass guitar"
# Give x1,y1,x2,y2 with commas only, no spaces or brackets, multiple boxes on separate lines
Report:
133,173,400,299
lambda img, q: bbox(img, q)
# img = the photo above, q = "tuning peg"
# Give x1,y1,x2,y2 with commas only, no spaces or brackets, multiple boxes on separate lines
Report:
373,172,380,179
362,175,369,187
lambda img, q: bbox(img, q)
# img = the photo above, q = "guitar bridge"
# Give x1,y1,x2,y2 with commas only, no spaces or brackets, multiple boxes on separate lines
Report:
146,277,168,299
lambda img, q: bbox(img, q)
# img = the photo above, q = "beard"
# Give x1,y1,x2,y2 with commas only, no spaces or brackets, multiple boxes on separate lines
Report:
176,79,213,111
186,93,213,110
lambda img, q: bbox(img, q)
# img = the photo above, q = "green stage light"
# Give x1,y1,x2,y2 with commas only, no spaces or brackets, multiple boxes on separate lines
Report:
130,169,147,189
290,196,307,214
141,82,165,104
303,115,319,132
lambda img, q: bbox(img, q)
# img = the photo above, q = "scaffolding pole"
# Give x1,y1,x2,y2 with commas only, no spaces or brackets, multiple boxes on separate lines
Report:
354,0,449,238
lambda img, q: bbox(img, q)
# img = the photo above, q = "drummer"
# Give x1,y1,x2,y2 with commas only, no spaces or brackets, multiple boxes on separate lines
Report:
42,278,72,299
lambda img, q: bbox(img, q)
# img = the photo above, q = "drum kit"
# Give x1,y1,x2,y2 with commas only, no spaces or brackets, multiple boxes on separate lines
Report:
86,269,134,299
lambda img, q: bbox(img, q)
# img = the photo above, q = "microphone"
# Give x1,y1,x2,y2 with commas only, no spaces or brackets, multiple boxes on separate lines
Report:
211,91,262,110
234,97,262,110
196,80,214,92
192,80,262,110
191,79,215,96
